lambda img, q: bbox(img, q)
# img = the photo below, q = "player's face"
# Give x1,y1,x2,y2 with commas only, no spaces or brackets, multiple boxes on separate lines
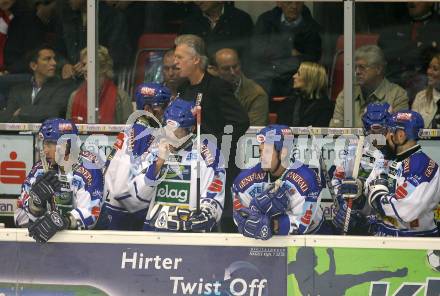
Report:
144,104,166,122
43,141,57,164
427,57,440,87
293,69,305,89
174,44,198,79
386,129,406,151
259,143,280,173
31,49,57,79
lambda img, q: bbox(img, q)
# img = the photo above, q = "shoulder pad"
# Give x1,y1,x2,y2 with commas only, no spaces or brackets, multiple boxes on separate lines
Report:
233,163,267,192
284,165,320,194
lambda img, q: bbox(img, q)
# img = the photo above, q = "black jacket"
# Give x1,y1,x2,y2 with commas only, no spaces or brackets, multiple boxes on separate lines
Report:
0,78,76,123
277,89,333,127
54,2,131,70
378,13,440,85
4,2,46,73
180,4,254,59
249,7,322,96
251,7,321,75
177,73,250,143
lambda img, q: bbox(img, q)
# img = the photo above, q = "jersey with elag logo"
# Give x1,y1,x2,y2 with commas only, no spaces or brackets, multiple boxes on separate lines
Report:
232,161,323,235
143,138,226,229
103,118,158,230
15,151,103,229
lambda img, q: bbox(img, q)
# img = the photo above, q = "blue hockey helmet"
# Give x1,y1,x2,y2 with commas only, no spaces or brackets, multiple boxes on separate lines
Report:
39,118,78,142
135,82,171,110
362,102,391,133
256,124,293,152
387,110,424,140
163,98,195,128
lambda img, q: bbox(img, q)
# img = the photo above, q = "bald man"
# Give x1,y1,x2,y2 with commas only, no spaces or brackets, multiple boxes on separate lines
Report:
213,48,269,126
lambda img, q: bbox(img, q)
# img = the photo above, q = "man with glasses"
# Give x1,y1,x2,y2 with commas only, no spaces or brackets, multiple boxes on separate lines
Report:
212,48,269,126
330,45,409,128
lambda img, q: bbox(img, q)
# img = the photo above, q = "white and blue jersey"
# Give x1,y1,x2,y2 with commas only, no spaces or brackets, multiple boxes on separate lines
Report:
103,118,157,230
142,138,226,231
15,151,104,230
365,145,440,237
331,142,386,217
232,161,324,235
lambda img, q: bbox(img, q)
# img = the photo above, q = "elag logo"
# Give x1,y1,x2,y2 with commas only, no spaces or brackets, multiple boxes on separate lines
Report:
0,151,26,185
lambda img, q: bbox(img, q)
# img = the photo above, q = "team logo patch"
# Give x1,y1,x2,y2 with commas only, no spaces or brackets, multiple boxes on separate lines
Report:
233,197,244,210
50,212,64,228
157,211,168,228
256,134,265,143
396,112,412,121
395,182,408,199
260,225,269,238
140,86,156,97
166,119,179,127
114,132,125,150
208,178,223,192
58,123,73,132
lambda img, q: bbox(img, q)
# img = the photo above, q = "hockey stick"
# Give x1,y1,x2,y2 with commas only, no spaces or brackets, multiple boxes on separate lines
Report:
342,134,365,235
308,127,336,201
195,93,203,214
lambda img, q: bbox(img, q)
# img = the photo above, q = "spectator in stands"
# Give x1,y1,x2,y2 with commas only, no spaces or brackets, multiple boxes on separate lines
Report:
412,52,440,128
174,34,249,232
162,49,179,97
211,48,268,126
378,2,440,103
34,0,57,44
66,46,132,124
55,0,131,79
104,1,144,62
330,45,408,127
250,2,322,98
0,0,46,74
0,0,47,107
0,44,76,123
278,62,333,127
180,2,253,63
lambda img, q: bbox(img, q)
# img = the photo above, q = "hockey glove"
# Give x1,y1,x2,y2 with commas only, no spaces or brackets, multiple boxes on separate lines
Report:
332,194,365,232
148,204,191,231
28,210,68,243
368,177,388,216
29,171,61,210
233,208,272,240
249,184,289,218
187,201,217,232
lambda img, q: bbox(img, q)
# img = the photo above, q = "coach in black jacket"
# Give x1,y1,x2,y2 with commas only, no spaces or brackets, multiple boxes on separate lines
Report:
174,34,249,232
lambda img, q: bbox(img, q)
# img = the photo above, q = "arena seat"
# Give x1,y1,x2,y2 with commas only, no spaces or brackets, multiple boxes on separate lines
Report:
130,33,177,98
329,33,379,101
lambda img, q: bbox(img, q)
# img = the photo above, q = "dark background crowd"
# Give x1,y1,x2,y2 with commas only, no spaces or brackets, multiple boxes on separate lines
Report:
0,1,439,128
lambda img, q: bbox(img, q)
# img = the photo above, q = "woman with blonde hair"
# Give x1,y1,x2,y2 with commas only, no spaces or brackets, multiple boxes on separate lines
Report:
277,61,333,127
412,52,440,128
66,45,133,123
